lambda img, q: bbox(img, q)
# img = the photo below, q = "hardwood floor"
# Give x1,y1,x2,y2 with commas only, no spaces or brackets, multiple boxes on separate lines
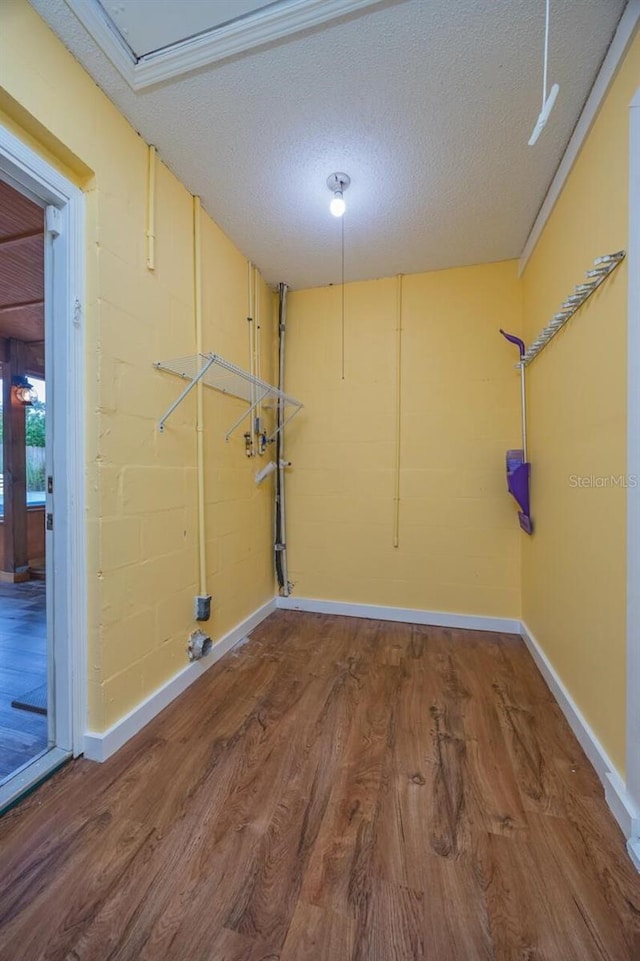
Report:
0,610,639,960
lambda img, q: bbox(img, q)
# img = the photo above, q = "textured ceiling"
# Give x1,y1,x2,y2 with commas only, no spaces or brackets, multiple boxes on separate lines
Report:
30,0,627,289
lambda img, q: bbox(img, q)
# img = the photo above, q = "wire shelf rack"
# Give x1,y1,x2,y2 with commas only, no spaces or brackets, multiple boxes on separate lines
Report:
521,250,625,367
154,352,303,440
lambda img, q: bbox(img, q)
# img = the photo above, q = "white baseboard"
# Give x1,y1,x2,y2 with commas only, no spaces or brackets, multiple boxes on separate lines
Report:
276,595,521,634
628,838,640,872
83,598,276,763
520,620,640,846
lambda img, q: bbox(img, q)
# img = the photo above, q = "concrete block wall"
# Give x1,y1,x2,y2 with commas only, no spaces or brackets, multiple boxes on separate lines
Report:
285,262,523,618
1,0,276,731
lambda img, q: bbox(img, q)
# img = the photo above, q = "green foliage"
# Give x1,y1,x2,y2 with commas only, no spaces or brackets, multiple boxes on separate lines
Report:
0,399,46,446
25,400,46,448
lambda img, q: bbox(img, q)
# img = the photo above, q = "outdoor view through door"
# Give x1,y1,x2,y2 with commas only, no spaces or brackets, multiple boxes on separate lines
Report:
0,179,49,788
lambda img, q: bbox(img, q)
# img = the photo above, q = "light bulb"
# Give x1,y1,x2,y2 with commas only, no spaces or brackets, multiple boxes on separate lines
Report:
330,192,345,217
14,385,36,405
12,375,37,406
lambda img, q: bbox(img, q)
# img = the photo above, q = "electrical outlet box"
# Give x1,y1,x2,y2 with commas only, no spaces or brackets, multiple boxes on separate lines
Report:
195,594,212,621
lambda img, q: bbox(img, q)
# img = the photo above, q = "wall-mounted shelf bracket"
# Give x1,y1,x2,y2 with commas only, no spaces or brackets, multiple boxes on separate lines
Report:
154,352,303,440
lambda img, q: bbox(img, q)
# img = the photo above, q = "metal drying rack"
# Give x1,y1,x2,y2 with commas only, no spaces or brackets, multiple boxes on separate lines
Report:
154,352,303,439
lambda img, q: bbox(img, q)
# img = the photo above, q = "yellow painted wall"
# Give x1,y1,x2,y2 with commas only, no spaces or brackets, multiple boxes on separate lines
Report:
521,33,640,776
3,0,635,775
285,262,523,617
0,0,276,730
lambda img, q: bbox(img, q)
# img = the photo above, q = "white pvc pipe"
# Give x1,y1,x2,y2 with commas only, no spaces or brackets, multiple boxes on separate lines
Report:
255,274,262,384
193,197,207,597
393,274,403,548
254,265,262,447
278,284,289,595
247,261,256,455
146,145,156,271
256,459,290,484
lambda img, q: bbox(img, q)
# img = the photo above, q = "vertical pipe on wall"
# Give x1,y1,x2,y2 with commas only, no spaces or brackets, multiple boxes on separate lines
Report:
254,266,263,446
247,261,256,455
275,283,289,594
193,196,207,597
247,261,253,373
253,265,260,378
393,274,403,548
146,145,156,271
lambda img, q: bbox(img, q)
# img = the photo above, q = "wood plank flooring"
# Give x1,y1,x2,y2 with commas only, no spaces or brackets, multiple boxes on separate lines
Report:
0,610,639,960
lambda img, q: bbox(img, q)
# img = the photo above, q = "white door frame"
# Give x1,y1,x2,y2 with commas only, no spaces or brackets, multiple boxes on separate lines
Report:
627,88,640,866
0,123,86,763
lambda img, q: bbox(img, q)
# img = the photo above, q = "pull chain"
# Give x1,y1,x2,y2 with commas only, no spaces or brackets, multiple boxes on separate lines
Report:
341,214,345,380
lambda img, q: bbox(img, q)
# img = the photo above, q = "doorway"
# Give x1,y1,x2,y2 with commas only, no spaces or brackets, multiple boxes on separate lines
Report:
0,179,49,787
627,88,640,868
0,123,85,811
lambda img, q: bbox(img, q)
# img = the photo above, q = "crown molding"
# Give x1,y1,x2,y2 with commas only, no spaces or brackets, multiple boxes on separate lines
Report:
519,0,640,275
64,0,393,91
64,0,136,83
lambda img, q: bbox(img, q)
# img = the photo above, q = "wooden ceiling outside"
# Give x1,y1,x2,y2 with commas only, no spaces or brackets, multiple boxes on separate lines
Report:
0,179,44,345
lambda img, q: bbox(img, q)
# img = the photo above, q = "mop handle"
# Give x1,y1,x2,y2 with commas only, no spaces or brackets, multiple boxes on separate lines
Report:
499,329,527,460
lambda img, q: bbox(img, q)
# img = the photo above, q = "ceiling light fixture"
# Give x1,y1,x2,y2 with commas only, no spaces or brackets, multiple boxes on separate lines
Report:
327,172,350,217
528,0,559,146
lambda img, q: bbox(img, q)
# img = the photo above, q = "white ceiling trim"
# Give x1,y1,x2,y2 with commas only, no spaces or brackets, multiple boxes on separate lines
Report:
64,0,393,91
64,0,135,81
518,0,640,275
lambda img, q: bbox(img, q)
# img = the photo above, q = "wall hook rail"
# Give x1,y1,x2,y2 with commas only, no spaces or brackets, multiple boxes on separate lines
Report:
521,250,625,367
153,352,303,439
